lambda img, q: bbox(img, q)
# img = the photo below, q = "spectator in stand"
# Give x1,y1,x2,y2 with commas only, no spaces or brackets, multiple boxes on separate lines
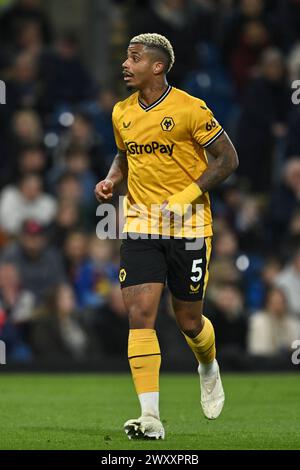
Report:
94,283,128,356
15,19,44,55
0,173,56,235
206,283,248,354
235,194,266,253
281,209,300,260
268,158,300,248
222,0,269,65
31,284,88,360
53,112,104,179
48,146,97,208
17,145,48,180
55,172,83,205
212,179,245,231
39,32,96,112
208,229,241,295
251,257,283,310
49,200,82,248
74,236,119,310
12,109,43,144
5,51,40,113
287,108,300,157
286,43,300,155
288,42,300,82
63,230,89,285
275,246,300,317
248,286,300,356
182,42,236,129
236,48,291,191
230,19,270,94
1,110,44,185
1,219,65,303
270,0,300,51
0,262,35,361
209,223,265,310
0,144,48,190
83,88,118,163
0,0,52,48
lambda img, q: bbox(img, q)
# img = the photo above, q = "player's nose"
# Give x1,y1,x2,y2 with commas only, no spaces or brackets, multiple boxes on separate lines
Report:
122,58,129,68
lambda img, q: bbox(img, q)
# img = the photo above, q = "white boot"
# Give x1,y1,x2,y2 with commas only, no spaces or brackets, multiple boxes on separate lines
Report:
198,360,225,419
124,416,165,440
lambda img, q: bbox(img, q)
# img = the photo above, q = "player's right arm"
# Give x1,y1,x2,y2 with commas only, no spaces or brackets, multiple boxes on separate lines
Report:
95,102,128,202
94,148,127,202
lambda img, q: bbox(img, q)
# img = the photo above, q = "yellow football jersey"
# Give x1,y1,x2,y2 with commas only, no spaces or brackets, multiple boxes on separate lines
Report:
112,86,224,237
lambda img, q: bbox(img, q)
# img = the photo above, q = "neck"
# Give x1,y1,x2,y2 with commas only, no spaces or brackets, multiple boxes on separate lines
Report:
139,79,169,107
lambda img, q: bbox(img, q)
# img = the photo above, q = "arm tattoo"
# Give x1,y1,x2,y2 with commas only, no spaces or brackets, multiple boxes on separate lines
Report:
197,132,239,193
106,149,128,185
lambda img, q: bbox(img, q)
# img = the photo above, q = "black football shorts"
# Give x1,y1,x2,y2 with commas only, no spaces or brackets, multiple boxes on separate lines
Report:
119,234,212,301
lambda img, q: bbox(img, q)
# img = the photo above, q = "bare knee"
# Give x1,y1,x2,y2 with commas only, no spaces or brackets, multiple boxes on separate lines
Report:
172,298,204,338
128,304,156,329
122,283,163,330
178,311,203,337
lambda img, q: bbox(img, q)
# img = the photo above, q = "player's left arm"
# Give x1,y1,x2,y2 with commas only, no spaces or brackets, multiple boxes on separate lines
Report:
162,132,238,214
196,131,239,192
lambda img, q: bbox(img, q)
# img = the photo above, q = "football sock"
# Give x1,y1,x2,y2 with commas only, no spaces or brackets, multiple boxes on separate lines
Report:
128,329,161,417
183,315,216,365
138,392,160,419
198,359,218,377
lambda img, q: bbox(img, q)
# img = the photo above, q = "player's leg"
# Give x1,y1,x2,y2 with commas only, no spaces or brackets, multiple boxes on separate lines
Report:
171,296,224,419
171,297,215,363
119,237,167,439
167,237,225,419
122,282,164,439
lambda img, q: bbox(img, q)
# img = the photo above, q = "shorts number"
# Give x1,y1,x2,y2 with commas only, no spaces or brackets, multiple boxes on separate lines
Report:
191,259,203,282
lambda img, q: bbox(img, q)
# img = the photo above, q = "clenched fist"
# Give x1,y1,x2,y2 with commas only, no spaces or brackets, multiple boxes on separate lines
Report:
94,179,114,202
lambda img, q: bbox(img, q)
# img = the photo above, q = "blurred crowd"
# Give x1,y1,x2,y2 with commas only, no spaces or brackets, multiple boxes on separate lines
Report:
0,0,300,368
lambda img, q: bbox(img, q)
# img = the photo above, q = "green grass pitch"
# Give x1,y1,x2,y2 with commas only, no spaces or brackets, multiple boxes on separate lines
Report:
0,373,299,450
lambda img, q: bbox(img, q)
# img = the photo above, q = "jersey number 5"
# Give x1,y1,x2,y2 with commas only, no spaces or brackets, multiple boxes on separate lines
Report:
191,259,203,282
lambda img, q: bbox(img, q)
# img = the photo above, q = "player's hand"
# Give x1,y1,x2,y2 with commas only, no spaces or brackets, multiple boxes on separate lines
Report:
94,179,114,202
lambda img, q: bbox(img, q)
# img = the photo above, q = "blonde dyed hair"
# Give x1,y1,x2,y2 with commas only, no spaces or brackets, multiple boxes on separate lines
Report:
130,33,175,72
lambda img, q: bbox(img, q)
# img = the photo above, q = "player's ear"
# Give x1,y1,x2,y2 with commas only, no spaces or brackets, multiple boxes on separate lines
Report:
153,61,165,75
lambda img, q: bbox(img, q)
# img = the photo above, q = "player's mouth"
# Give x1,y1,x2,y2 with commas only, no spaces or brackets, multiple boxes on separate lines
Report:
123,72,134,82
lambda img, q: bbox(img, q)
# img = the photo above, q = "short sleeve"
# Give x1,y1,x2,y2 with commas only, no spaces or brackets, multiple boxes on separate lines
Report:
190,100,224,148
112,103,126,151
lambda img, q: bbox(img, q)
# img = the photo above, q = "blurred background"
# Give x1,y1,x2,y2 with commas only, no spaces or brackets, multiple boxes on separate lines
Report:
0,0,300,372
